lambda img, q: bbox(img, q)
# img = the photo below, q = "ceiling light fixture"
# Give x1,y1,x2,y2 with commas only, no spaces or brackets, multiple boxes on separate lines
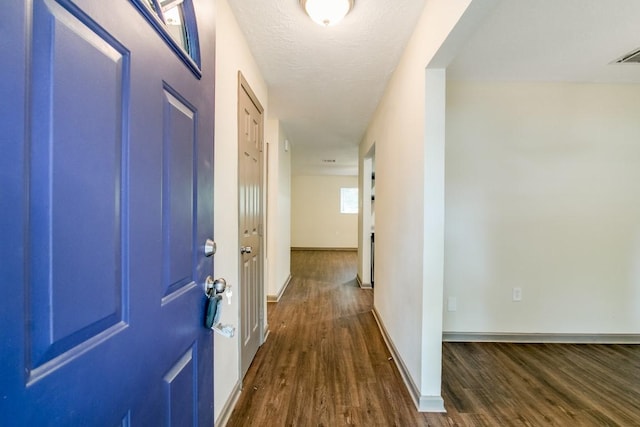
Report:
300,0,354,27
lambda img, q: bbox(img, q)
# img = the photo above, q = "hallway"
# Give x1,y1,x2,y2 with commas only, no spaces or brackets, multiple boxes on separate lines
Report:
227,250,433,425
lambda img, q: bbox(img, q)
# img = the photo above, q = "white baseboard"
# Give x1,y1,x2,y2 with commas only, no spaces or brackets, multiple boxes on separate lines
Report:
418,395,447,413
356,274,372,289
443,332,640,344
372,308,446,413
267,274,292,303
291,247,357,252
214,380,241,427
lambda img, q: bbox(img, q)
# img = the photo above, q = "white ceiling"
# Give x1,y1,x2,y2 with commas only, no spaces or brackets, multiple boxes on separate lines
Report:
228,0,640,176
227,0,426,175
448,0,640,83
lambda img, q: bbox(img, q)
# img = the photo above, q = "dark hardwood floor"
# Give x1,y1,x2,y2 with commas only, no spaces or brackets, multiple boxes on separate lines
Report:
227,250,640,426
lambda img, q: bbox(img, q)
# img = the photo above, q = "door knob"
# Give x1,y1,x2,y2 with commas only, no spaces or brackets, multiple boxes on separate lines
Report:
240,246,252,254
204,239,216,257
205,276,227,296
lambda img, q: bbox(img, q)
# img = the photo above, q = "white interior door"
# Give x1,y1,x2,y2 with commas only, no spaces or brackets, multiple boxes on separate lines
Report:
238,73,264,377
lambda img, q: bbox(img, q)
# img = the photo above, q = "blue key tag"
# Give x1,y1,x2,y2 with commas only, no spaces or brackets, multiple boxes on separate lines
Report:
205,294,223,329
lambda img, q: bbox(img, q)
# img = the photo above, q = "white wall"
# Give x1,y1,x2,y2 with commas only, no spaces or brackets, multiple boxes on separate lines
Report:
213,0,268,422
444,81,640,334
266,119,292,299
360,0,475,411
291,175,358,249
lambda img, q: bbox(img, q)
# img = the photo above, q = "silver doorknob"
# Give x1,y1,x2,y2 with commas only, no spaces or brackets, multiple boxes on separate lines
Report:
240,246,252,254
213,278,227,293
204,239,217,257
205,276,227,296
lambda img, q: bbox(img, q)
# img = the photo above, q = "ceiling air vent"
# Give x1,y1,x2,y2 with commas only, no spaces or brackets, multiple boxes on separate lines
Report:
614,47,640,64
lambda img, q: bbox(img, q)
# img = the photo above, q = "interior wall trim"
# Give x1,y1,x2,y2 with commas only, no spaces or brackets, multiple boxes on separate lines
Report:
372,308,446,413
443,332,640,344
356,274,372,289
291,247,357,252
266,274,292,303
214,380,241,427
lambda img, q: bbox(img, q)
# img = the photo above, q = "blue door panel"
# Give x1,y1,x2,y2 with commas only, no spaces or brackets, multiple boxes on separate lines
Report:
164,345,198,426
28,1,129,369
1,0,215,424
163,87,196,297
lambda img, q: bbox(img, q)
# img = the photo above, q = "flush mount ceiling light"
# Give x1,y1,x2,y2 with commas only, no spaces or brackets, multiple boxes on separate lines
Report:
300,0,354,27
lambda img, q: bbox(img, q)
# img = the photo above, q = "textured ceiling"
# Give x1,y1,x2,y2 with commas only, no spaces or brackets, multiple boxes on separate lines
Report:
228,0,640,176
227,0,426,175
449,0,640,83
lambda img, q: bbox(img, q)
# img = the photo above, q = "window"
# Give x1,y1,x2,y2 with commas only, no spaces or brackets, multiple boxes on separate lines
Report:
340,188,358,214
131,0,201,77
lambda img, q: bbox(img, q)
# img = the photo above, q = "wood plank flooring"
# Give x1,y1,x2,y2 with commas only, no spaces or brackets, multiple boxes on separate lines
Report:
226,250,640,426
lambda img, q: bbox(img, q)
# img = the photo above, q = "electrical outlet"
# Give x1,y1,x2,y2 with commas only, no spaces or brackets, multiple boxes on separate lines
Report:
512,287,522,302
447,297,457,312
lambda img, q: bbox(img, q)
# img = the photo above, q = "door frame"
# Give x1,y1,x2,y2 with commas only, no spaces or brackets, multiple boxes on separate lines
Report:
237,71,266,379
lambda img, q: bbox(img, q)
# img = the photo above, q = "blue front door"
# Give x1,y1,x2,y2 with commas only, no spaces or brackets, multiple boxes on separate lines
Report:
0,0,215,424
